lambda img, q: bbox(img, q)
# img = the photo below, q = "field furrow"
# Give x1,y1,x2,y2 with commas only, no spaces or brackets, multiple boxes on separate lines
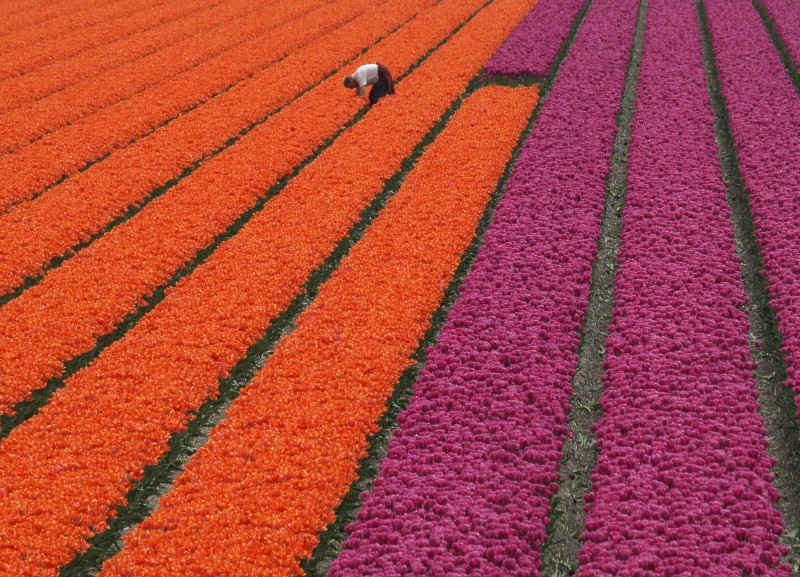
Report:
576,1,788,574
759,0,800,73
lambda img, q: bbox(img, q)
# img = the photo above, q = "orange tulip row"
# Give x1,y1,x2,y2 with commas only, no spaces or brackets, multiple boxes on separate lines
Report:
0,0,316,153
0,0,97,38
0,0,417,294
0,0,69,21
0,0,166,55
0,0,238,114
0,0,85,19
0,0,470,425
101,83,539,577
0,0,536,574
1,1,121,42
0,0,71,16
0,0,367,211
0,0,171,76
0,0,436,422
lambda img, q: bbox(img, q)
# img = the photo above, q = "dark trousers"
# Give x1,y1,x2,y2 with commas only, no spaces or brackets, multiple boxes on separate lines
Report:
369,63,395,105
369,78,389,104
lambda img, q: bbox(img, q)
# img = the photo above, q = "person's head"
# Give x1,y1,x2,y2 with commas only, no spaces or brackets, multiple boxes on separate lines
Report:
343,76,357,89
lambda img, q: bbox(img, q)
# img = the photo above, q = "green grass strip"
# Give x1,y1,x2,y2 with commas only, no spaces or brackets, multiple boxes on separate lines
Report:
539,0,647,575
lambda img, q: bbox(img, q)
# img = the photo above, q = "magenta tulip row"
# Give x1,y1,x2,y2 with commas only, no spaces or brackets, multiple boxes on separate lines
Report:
483,0,585,77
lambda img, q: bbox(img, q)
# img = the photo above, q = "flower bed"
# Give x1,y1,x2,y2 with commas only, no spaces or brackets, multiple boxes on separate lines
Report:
0,0,245,113
576,0,788,574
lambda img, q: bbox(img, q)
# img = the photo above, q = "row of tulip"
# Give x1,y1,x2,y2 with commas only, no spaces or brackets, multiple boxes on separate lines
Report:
0,0,320,153
0,0,445,417
325,0,640,575
0,1,537,574
483,0,585,77
0,0,91,33
98,82,538,577
578,0,788,574
0,0,352,210
703,1,800,433
0,0,86,16
0,0,160,62
759,0,800,70
0,0,380,281
0,0,235,113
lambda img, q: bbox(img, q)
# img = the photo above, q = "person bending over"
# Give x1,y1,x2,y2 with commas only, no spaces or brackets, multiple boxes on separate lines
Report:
343,62,395,105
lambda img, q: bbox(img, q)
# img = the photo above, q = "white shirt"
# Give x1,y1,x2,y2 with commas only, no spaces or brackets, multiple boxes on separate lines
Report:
352,64,379,87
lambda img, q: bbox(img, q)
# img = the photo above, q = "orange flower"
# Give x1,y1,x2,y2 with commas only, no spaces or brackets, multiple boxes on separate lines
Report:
0,0,283,114
0,0,163,74
0,0,350,211
0,0,329,155
0,0,536,574
101,83,538,577
0,0,473,420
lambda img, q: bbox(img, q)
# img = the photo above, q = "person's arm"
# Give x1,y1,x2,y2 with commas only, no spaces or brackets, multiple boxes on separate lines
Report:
351,67,368,97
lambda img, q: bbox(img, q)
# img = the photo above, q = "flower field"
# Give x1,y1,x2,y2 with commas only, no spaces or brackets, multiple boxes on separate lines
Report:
2,0,800,576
